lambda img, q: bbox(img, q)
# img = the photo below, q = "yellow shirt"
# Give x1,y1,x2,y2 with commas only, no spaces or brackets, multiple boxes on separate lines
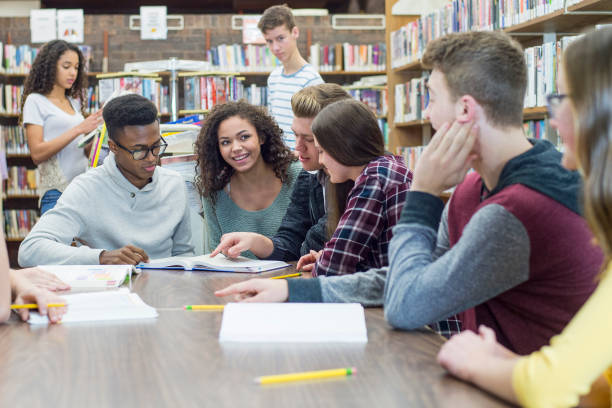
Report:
513,262,612,408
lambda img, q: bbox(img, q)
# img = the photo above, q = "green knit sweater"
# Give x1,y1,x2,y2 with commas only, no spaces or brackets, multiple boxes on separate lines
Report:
202,161,301,257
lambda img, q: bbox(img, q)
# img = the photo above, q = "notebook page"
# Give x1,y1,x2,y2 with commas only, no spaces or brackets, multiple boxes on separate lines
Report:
219,303,368,343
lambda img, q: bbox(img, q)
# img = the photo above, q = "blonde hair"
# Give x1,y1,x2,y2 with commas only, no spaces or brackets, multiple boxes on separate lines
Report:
291,83,351,118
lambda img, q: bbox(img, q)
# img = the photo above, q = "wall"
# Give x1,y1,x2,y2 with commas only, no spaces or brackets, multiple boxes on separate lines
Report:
0,14,385,72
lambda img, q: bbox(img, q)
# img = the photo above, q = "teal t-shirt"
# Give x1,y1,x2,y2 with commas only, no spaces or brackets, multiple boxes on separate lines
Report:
202,161,301,257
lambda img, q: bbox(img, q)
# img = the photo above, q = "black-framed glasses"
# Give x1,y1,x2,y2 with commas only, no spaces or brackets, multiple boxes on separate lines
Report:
546,93,568,118
112,137,168,160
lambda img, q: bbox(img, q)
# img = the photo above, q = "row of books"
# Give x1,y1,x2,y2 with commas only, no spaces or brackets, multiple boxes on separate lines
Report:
4,209,39,240
1,44,94,74
347,87,388,117
397,118,558,171
394,74,429,123
183,75,245,111
98,77,170,114
207,44,280,73
244,84,268,107
390,0,583,68
3,166,38,197
0,84,23,114
309,42,386,73
524,36,578,108
1,125,28,155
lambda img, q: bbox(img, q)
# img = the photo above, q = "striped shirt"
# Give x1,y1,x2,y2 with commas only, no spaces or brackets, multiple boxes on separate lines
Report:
267,64,324,150
313,155,413,277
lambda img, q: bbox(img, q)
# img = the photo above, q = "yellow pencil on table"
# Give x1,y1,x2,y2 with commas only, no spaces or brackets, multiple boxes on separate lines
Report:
255,367,356,385
269,272,302,280
183,305,225,311
10,303,66,310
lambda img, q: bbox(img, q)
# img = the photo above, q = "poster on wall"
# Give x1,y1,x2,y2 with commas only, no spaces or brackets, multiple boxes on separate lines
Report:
140,6,167,40
30,9,57,43
57,9,84,43
242,16,265,45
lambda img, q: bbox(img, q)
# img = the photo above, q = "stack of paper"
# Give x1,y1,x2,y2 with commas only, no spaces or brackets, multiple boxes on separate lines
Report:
219,303,368,343
28,288,158,325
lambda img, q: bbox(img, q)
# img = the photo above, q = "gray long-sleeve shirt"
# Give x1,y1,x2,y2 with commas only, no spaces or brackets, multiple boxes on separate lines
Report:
19,153,194,266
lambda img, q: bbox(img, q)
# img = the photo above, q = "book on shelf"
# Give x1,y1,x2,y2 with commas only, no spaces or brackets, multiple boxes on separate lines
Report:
1,43,38,74
347,87,388,117
1,125,29,154
0,84,24,114
394,74,429,123
309,42,386,72
138,253,289,273
97,75,168,114
4,166,39,196
27,288,158,325
36,264,136,289
183,75,244,111
3,209,39,240
206,44,280,72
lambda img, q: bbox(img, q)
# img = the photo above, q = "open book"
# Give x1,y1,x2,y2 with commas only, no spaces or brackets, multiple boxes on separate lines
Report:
28,289,158,325
38,265,136,289
137,254,289,273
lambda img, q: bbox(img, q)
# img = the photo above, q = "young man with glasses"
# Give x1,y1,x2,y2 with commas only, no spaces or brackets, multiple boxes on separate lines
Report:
19,94,194,266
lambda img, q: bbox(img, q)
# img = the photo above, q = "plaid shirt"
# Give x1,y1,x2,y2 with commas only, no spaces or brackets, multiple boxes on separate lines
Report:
313,155,412,277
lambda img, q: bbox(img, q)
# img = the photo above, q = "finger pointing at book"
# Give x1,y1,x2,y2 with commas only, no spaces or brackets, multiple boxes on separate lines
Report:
215,279,288,303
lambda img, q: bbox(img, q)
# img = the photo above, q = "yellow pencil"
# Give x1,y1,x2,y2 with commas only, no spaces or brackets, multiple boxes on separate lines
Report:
255,367,356,385
10,303,66,310
269,272,302,280
183,305,225,311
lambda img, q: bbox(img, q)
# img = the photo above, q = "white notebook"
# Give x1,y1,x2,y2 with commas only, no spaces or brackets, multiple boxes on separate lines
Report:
38,264,135,288
219,303,368,343
28,288,158,325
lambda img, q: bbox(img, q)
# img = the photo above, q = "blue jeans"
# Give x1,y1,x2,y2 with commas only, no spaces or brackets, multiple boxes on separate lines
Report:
40,189,62,215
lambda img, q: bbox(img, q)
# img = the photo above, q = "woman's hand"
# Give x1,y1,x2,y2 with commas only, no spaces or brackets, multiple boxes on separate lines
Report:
215,278,289,303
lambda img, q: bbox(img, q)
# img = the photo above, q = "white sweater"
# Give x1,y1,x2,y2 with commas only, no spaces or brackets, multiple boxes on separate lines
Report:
19,153,194,266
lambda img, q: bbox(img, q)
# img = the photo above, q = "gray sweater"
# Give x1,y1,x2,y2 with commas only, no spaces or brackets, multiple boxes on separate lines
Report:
19,153,194,266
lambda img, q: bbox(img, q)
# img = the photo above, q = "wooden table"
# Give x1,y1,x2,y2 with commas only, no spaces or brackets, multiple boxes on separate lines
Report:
0,267,510,407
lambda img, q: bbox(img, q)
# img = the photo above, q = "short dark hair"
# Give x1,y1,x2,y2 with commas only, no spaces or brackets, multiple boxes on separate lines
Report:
258,4,296,33
103,94,159,141
422,30,526,127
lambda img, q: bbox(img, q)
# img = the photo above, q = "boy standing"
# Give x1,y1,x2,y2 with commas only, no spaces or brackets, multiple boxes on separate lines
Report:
258,5,324,150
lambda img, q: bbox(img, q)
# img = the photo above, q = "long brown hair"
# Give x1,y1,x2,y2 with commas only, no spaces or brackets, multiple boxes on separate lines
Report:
20,40,87,123
195,100,294,205
311,99,385,236
565,27,612,270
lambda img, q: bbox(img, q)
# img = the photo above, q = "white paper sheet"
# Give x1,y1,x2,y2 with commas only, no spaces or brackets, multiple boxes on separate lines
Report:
219,303,368,343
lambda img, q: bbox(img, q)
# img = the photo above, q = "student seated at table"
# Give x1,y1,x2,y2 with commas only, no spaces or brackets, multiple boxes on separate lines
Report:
211,83,351,262
19,94,194,266
215,97,411,284
437,27,612,408
196,101,301,256
215,31,601,353
0,230,65,323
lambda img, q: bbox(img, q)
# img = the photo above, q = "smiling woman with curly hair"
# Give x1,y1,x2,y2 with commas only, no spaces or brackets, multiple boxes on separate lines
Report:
195,100,300,256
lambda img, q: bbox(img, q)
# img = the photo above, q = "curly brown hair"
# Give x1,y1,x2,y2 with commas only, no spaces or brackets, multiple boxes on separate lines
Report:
20,40,87,123
195,100,295,204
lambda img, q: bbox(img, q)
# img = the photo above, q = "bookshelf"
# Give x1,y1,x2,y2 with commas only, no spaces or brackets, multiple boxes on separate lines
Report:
385,0,612,155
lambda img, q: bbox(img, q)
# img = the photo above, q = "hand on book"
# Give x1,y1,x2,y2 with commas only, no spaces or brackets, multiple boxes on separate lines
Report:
100,245,149,265
296,250,322,272
211,232,273,259
215,278,288,303
411,121,479,196
11,271,67,323
18,267,70,291
78,110,104,134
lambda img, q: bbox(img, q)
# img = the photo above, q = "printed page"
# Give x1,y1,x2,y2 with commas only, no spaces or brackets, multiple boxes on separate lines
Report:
219,303,368,343
28,288,158,325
